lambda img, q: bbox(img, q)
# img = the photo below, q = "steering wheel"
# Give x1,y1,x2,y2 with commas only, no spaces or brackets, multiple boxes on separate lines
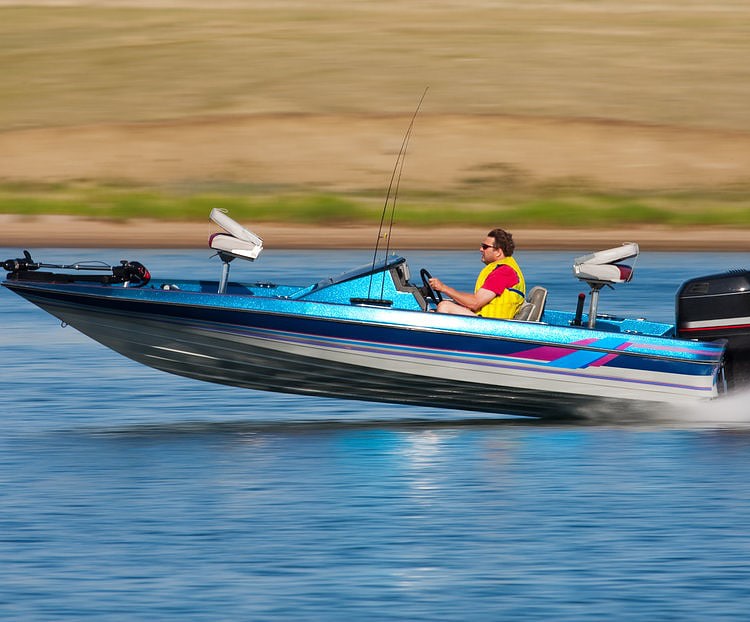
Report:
419,268,443,307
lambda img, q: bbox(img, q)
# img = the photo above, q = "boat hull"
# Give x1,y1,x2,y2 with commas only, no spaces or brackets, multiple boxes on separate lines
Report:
6,280,722,420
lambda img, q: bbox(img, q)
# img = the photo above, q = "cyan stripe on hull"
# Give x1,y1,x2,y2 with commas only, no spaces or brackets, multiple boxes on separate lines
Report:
18,283,721,366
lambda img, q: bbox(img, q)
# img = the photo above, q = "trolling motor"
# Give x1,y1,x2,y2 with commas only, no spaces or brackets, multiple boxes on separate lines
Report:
3,251,150,287
112,260,151,287
2,250,39,273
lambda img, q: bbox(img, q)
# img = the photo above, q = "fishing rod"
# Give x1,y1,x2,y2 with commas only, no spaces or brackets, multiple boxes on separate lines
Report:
3,250,113,273
367,86,429,301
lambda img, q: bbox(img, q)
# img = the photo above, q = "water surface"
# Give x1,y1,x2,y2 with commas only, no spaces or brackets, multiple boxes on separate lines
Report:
2,248,750,620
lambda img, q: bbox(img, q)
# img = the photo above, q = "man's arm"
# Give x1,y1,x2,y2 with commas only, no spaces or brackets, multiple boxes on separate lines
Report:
429,264,520,313
428,278,496,312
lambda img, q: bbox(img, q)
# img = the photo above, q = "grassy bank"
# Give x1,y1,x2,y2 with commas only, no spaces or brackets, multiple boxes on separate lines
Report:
2,182,748,229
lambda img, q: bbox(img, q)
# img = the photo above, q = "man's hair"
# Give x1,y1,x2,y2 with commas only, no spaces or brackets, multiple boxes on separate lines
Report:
488,228,515,256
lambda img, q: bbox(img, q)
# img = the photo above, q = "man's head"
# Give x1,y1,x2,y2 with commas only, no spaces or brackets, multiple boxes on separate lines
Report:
480,228,515,264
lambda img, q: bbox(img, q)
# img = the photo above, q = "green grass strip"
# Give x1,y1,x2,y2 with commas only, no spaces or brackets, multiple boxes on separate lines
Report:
1,182,749,229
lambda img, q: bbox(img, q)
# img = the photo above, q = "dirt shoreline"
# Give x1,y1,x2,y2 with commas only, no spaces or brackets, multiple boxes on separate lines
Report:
2,214,748,251
4,114,750,191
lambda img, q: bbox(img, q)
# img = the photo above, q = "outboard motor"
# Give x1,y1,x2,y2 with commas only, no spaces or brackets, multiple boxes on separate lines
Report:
676,270,750,390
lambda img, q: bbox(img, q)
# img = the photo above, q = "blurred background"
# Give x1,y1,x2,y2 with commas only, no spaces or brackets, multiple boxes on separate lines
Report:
1,0,750,244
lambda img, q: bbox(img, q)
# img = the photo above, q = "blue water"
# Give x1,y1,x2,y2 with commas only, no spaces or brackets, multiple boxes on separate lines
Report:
2,247,750,620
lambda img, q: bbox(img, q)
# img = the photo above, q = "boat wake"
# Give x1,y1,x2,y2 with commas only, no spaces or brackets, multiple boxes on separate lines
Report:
52,391,750,438
678,389,750,427
569,389,750,428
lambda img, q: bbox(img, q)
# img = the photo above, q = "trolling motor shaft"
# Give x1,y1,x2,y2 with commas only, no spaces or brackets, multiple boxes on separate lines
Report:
3,251,150,287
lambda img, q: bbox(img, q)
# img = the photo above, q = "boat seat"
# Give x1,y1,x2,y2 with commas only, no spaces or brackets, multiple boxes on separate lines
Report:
526,286,548,321
573,243,638,328
209,233,263,261
573,242,638,286
208,208,264,262
514,302,534,321
513,286,548,322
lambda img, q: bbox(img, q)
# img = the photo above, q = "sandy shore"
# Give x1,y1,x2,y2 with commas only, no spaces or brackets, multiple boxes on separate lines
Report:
2,214,748,251
4,114,750,191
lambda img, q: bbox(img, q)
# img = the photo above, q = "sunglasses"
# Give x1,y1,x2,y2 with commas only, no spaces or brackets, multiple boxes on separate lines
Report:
480,243,496,250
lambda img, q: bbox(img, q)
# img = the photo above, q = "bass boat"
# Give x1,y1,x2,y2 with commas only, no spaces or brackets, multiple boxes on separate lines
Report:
3,209,749,419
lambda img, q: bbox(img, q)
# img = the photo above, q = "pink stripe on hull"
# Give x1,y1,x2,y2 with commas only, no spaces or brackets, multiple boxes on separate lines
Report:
516,337,601,362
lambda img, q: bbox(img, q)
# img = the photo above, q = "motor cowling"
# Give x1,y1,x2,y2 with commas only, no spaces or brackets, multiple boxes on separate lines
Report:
676,269,750,390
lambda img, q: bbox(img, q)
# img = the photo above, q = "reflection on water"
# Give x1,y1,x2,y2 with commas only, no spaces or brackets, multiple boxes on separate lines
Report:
3,249,750,620
4,417,750,620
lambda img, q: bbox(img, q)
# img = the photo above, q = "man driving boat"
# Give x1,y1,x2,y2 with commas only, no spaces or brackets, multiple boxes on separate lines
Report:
428,228,525,319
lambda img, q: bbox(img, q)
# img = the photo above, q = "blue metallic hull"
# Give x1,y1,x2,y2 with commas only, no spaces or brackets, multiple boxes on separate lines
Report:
4,255,725,419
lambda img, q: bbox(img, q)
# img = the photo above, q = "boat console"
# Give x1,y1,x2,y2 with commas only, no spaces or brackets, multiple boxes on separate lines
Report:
208,208,264,293
573,243,639,328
